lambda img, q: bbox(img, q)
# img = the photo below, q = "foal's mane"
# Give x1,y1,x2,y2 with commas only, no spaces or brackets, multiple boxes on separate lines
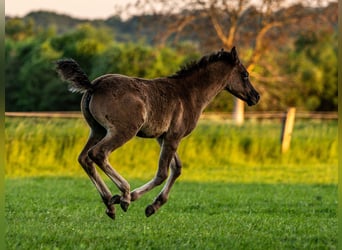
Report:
168,50,234,79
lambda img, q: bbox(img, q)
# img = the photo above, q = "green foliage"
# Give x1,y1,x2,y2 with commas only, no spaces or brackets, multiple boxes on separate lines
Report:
50,24,113,72
283,31,337,111
5,117,337,184
5,18,35,41
5,15,337,112
5,20,200,111
91,42,199,80
5,31,81,111
5,178,337,249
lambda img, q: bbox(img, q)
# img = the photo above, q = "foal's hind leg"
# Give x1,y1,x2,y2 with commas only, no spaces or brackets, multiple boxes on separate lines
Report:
78,130,117,219
88,127,136,212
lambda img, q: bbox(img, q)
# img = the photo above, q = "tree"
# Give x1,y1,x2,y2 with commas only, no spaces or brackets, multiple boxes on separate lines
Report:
285,31,337,111
5,20,200,111
50,24,113,73
91,42,199,79
5,6,336,112
6,23,114,111
5,35,81,111
5,18,35,41
120,0,331,124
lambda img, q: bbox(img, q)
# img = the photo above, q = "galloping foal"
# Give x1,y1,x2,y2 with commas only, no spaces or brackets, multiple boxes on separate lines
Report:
56,47,259,219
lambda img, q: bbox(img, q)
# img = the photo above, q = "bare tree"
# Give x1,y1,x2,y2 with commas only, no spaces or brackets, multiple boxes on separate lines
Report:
118,0,330,124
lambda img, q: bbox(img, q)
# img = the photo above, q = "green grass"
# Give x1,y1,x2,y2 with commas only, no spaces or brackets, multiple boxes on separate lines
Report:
5,177,337,250
5,118,338,249
5,117,338,183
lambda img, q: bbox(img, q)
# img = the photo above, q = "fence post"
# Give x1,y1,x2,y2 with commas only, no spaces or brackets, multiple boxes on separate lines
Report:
281,107,296,153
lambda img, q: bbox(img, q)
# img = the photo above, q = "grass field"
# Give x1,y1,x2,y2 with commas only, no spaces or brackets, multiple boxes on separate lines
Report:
5,178,337,250
5,117,338,249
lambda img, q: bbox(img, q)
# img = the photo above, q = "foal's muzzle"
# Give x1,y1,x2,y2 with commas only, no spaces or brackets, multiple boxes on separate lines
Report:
247,90,260,106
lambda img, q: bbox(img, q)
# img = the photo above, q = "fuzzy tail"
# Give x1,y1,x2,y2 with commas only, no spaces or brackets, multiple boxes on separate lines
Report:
56,59,93,94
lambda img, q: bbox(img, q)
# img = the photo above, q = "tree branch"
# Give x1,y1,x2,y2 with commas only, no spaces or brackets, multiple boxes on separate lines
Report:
157,15,197,45
208,6,230,46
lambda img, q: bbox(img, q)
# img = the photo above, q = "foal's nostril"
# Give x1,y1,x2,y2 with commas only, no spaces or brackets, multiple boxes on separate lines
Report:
250,91,260,105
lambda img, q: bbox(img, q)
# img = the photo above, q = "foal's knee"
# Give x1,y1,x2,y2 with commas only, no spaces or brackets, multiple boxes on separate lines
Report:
78,154,85,166
78,153,90,167
88,148,106,165
78,153,95,175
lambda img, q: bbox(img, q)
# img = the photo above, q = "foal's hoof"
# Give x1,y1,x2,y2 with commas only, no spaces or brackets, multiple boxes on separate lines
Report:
145,205,155,217
109,194,121,205
106,208,115,220
120,201,130,212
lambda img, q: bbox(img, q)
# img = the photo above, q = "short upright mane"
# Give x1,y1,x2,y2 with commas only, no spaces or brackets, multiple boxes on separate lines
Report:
168,50,234,79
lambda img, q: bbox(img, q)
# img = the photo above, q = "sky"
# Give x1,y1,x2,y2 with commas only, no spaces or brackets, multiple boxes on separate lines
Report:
5,0,136,20
5,0,330,20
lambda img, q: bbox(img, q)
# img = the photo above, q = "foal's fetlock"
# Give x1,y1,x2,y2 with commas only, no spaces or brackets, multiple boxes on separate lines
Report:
120,200,130,212
105,204,116,220
109,194,130,212
109,194,121,205
145,195,167,217
119,193,131,212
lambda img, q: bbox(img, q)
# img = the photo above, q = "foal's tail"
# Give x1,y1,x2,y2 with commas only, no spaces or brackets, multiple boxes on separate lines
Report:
55,59,93,94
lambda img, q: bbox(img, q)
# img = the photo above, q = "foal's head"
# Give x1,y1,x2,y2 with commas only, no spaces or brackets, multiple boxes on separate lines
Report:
223,47,260,106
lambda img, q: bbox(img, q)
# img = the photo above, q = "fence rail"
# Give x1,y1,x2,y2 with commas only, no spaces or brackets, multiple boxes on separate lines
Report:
5,111,338,120
5,112,83,118
201,111,338,120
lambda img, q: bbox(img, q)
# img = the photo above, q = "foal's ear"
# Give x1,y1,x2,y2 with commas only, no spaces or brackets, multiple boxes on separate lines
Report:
231,46,240,64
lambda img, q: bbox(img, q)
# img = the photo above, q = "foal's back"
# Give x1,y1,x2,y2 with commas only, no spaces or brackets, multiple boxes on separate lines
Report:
87,74,190,139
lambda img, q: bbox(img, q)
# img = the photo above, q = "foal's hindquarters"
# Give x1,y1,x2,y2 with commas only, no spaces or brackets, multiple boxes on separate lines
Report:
77,84,146,218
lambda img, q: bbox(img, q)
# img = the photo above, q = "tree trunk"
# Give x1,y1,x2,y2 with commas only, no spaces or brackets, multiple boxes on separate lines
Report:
233,98,244,125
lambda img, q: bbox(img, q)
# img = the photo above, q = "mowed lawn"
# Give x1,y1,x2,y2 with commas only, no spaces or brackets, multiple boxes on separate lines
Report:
5,178,337,250
5,117,338,249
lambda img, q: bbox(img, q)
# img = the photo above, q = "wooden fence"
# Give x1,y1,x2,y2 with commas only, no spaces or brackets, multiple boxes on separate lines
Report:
5,110,337,153
200,111,338,120
5,111,338,120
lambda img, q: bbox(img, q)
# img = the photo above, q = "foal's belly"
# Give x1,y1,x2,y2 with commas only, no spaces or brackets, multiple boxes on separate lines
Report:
136,119,170,139
136,130,159,138
136,126,166,139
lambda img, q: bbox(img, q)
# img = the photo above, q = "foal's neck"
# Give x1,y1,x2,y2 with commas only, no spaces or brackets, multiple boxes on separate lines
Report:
180,62,233,109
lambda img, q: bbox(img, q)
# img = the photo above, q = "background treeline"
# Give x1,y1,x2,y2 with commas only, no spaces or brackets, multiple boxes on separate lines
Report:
5,22,199,111
5,2,337,112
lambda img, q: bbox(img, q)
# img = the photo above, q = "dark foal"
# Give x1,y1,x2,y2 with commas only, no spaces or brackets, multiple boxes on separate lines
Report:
56,47,259,219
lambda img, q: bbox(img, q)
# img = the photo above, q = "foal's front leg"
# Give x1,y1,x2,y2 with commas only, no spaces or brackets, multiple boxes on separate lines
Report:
145,152,182,217
130,138,179,216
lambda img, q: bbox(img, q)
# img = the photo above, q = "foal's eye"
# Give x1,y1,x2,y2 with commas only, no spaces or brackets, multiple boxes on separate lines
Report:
241,72,249,80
